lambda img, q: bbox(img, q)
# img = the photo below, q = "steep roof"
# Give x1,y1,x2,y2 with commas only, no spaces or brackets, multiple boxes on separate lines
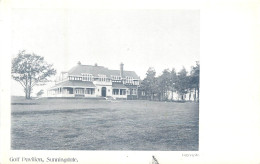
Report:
68,64,140,79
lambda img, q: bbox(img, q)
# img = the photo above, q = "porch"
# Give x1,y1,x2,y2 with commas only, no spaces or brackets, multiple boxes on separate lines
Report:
111,83,128,99
47,80,97,98
47,87,96,98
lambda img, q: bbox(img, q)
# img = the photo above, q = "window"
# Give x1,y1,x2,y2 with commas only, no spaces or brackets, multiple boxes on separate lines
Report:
133,80,139,85
111,75,121,80
126,76,133,84
142,91,145,96
70,76,82,81
75,88,84,94
69,76,82,80
82,74,93,81
98,74,107,82
113,89,119,95
132,89,137,95
120,89,126,95
86,88,95,95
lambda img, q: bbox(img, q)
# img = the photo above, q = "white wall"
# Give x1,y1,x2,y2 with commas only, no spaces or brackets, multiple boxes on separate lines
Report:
95,86,113,97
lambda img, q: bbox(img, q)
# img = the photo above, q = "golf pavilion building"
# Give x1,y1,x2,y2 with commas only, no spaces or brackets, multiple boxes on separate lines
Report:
47,62,140,100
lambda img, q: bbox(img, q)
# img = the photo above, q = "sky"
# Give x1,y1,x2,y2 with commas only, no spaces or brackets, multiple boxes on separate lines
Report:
11,9,200,96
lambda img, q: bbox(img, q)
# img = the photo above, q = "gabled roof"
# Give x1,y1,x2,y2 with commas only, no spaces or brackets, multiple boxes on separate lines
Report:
67,64,140,79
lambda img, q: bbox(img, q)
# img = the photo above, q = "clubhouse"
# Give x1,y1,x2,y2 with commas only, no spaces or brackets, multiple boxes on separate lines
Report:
47,62,140,100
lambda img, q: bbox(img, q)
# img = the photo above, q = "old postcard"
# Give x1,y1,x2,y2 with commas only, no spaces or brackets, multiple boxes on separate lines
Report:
0,0,260,163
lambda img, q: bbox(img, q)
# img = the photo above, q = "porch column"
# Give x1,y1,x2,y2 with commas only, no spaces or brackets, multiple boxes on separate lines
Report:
136,87,138,99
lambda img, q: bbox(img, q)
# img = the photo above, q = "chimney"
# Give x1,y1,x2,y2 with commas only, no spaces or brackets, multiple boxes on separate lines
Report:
77,61,81,65
120,63,124,77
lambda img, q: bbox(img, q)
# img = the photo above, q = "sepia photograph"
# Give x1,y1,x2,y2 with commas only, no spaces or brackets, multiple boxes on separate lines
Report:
10,9,200,151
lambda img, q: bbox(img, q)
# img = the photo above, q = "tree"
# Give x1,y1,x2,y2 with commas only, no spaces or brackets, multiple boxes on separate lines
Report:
169,68,177,101
186,75,194,101
12,50,56,99
140,67,157,100
175,67,189,100
190,61,200,102
157,69,171,101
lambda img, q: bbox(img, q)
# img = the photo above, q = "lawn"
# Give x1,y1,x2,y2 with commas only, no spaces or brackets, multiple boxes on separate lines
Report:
11,97,199,150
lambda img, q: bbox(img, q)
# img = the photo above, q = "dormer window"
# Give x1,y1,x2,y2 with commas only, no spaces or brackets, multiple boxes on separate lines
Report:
133,80,139,85
69,76,74,80
82,73,93,81
111,75,121,80
69,76,82,81
98,74,107,82
125,76,133,84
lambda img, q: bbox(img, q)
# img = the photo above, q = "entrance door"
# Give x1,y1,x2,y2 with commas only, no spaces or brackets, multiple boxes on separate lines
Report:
101,87,106,97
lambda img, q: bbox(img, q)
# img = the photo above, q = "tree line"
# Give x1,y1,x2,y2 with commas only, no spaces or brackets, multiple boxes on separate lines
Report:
12,50,200,101
139,61,200,102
